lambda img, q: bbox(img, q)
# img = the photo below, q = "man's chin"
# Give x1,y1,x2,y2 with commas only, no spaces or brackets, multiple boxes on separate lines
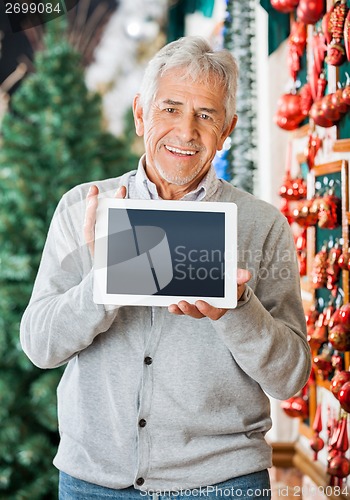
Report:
156,165,204,186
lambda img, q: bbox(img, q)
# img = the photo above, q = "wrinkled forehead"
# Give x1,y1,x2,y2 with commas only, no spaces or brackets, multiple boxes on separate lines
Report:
157,65,224,90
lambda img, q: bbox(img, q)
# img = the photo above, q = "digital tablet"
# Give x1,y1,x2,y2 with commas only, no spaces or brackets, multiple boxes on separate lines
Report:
93,198,237,308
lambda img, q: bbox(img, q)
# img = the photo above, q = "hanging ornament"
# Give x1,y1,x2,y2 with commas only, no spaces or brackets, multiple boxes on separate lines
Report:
338,248,349,269
297,0,325,25
281,383,309,419
326,242,342,290
310,99,335,127
317,190,341,229
327,416,350,487
331,85,349,114
328,416,342,467
342,80,350,105
309,36,327,101
326,0,348,66
331,350,344,372
274,92,306,130
292,199,319,227
313,344,333,379
330,370,350,399
304,130,322,170
339,383,350,412
344,10,350,61
279,175,307,200
320,93,342,122
323,10,334,45
310,403,324,460
329,307,342,329
288,21,307,81
328,324,350,351
300,82,314,115
311,244,328,288
271,0,300,13
306,304,320,344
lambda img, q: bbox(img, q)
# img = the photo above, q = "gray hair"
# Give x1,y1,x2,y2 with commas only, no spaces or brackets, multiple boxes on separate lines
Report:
138,36,239,128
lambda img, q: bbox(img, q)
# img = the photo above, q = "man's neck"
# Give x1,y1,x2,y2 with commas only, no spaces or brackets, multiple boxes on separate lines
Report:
144,165,209,200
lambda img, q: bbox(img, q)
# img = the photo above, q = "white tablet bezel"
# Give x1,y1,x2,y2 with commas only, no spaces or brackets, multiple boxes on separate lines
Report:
93,198,237,308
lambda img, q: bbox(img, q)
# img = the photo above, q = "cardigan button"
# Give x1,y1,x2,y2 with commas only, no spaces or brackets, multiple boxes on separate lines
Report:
139,419,147,428
136,478,145,486
144,356,153,365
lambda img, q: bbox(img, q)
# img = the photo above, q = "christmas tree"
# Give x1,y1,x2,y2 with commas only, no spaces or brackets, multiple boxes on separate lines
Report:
0,17,137,499
223,0,257,193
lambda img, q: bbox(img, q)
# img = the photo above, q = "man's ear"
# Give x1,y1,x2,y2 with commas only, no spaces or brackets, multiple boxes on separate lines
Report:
218,114,238,151
133,94,144,137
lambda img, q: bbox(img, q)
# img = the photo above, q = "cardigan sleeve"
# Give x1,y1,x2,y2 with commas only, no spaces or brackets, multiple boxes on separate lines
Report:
20,187,119,369
211,216,311,400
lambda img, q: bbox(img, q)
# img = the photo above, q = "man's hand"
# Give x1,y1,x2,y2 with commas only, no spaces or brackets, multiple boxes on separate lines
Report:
83,184,127,257
168,268,251,320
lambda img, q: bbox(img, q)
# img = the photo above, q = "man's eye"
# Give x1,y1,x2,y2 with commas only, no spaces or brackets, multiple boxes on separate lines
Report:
165,108,176,113
199,113,210,120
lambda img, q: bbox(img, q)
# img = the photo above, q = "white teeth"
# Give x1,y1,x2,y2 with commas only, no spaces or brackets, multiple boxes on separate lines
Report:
165,145,196,155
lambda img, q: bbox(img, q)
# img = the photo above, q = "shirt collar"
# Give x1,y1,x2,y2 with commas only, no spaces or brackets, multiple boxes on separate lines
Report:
134,154,220,201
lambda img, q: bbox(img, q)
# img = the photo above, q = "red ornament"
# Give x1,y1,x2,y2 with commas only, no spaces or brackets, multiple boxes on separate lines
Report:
274,93,306,130
331,87,349,113
344,10,350,61
310,403,324,460
326,243,342,290
310,245,328,289
339,382,350,412
322,10,333,45
328,416,350,487
332,352,344,372
271,0,300,13
328,455,350,480
330,0,348,44
288,21,307,81
328,307,342,329
313,354,333,379
309,99,335,128
297,0,325,25
327,43,347,66
338,302,350,329
317,191,341,229
328,324,350,351
326,0,348,66
342,84,350,105
300,83,314,115
305,131,322,170
292,199,319,228
330,370,350,399
338,250,350,269
279,173,307,200
321,93,342,122
281,395,308,419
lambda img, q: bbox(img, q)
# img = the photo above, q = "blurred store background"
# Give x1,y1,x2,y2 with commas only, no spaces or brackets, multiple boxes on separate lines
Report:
1,1,350,498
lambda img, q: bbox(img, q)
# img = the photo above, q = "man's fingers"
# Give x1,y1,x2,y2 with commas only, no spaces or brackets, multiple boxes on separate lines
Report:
195,301,227,320
115,186,127,199
84,185,126,258
168,304,185,316
237,268,251,285
237,268,251,301
84,185,99,256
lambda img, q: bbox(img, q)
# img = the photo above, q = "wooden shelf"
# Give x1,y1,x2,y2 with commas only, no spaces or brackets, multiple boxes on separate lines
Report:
333,139,350,153
293,443,349,500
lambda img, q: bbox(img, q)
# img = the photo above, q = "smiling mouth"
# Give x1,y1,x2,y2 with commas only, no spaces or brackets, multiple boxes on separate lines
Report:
165,145,197,156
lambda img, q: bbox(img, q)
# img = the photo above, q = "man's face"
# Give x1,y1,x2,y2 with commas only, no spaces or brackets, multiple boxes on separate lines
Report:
133,69,236,189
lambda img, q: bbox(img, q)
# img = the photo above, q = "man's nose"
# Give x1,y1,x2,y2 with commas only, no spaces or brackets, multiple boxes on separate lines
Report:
177,114,198,142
